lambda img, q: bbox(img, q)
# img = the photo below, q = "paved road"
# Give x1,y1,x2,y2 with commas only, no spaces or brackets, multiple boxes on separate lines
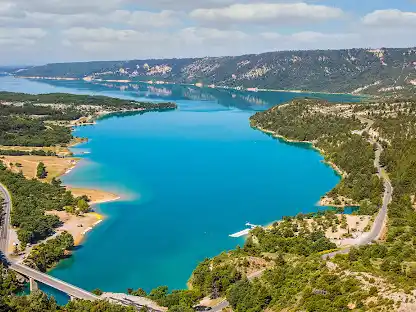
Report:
11,262,100,301
211,300,230,312
0,182,100,301
323,139,392,259
0,182,11,256
366,141,392,242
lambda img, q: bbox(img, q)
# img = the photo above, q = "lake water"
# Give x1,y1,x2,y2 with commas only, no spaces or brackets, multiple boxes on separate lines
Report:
0,76,359,302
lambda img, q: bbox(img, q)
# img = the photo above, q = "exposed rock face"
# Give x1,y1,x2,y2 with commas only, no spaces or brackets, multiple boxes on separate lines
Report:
15,47,416,95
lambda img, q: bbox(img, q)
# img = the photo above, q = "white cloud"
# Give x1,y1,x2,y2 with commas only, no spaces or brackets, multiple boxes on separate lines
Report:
60,26,264,60
260,32,282,40
110,10,182,29
0,10,183,30
0,2,22,17
60,26,367,62
0,0,414,65
0,27,46,39
62,26,248,49
362,9,416,28
0,27,46,46
137,0,259,11
63,27,138,43
180,27,248,41
0,0,127,15
190,3,344,25
290,31,357,43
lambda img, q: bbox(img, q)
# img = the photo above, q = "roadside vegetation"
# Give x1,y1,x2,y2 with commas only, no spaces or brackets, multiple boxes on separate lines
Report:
23,231,74,272
1,289,136,311
0,162,89,246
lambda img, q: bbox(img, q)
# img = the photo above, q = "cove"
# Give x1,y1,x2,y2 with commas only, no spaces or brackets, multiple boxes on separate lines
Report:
0,76,360,302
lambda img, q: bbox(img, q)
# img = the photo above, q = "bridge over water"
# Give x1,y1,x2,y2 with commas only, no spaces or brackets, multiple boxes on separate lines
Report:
0,182,100,301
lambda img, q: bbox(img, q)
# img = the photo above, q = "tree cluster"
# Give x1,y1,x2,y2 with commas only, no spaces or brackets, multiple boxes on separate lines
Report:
0,162,88,246
24,231,74,272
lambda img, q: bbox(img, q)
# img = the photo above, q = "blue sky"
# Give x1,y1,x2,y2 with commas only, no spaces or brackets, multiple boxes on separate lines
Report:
0,0,415,64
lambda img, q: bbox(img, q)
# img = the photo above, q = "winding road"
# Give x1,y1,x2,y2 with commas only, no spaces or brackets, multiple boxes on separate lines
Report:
323,119,393,258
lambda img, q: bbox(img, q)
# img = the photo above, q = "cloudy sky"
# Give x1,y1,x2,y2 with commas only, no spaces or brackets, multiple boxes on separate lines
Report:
0,0,415,65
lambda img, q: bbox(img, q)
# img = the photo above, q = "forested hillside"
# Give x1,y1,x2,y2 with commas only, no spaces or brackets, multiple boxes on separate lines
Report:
220,97,416,311
14,47,416,95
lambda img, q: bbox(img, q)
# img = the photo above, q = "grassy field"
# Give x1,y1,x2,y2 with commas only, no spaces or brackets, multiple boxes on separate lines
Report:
0,155,78,182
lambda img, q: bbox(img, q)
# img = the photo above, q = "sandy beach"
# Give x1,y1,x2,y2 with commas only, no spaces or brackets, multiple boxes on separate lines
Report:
53,188,121,246
45,210,105,246
0,153,121,248
69,187,121,205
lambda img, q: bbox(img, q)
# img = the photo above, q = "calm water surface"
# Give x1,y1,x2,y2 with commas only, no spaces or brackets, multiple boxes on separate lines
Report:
0,76,359,302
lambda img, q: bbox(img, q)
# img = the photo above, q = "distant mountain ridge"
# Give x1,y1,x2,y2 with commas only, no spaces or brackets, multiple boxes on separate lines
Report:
14,47,416,95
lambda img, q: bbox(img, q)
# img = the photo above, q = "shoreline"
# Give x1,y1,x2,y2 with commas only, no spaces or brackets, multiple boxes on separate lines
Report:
252,123,346,178
4,127,123,257
17,75,363,97
57,162,121,247
251,122,353,209
6,160,123,256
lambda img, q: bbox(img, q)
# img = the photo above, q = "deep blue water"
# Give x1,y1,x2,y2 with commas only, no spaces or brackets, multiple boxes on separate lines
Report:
0,76,359,303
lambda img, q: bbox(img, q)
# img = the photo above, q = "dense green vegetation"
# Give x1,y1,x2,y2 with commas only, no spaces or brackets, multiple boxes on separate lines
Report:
226,261,372,312
146,286,201,311
36,162,47,179
1,290,136,311
0,149,56,156
0,264,22,298
0,162,87,246
0,101,83,121
24,231,74,272
184,221,390,311
0,91,176,146
0,92,177,111
0,116,73,146
326,99,416,291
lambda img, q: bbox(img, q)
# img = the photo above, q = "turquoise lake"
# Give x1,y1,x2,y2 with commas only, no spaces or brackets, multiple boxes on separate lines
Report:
0,76,359,302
